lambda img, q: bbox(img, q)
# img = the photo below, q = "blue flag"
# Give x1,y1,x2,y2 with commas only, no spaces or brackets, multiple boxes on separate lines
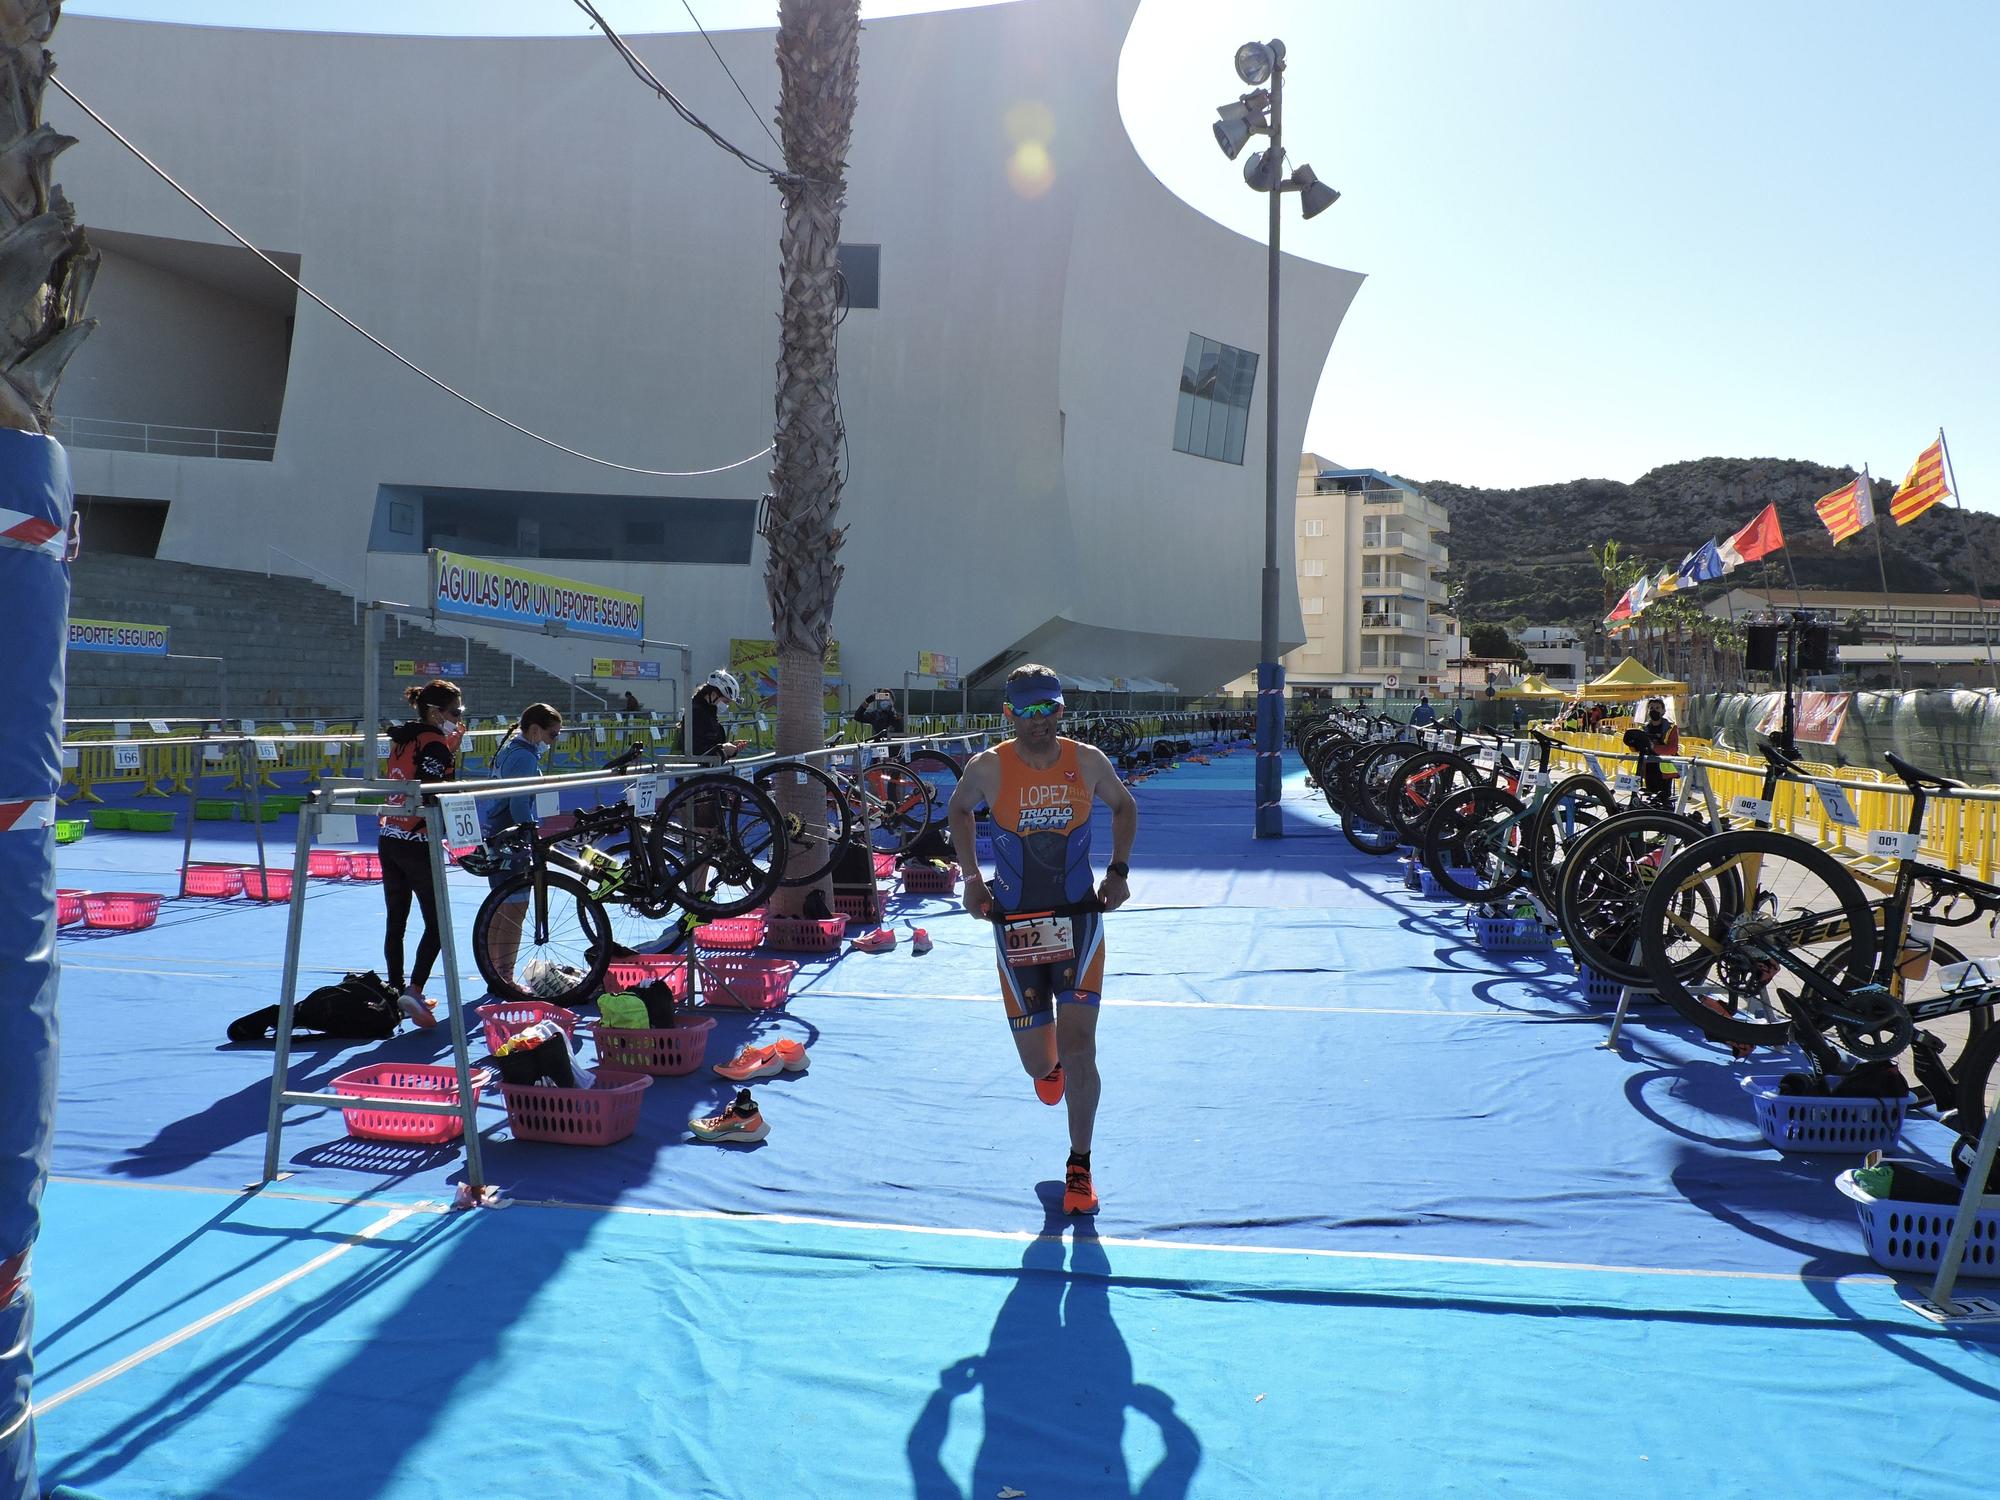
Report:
1678,539,1726,584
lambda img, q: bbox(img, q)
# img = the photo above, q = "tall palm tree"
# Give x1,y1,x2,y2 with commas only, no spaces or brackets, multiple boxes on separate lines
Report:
0,5,91,1494
1591,539,1645,621
0,0,96,434
764,0,859,909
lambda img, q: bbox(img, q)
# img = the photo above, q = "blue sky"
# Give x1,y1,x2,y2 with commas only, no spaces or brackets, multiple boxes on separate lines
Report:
68,0,2000,513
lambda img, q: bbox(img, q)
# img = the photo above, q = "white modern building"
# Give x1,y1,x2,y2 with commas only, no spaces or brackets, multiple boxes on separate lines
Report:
45,2,1364,703
1517,626,1586,685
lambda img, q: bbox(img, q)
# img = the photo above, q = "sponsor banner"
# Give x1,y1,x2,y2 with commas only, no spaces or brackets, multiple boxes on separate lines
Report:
729,638,842,715
1756,691,1851,744
395,659,467,678
917,650,959,678
591,658,662,680
68,617,169,656
430,548,644,642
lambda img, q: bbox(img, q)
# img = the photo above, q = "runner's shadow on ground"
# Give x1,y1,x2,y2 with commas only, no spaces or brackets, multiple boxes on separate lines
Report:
907,1184,1201,1500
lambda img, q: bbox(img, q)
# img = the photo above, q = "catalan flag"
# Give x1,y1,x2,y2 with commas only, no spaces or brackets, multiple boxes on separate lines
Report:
1890,438,1951,526
1813,474,1874,544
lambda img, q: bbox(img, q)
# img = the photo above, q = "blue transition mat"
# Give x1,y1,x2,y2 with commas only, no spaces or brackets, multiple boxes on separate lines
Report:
29,747,2000,1498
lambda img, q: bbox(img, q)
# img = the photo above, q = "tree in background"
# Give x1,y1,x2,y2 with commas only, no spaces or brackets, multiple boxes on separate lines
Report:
763,0,859,912
1465,622,1522,661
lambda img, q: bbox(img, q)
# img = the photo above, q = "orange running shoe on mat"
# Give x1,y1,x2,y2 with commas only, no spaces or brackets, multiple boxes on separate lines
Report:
769,1038,809,1071
1063,1162,1098,1215
852,927,896,953
714,1044,782,1082
690,1089,768,1143
1034,1063,1065,1105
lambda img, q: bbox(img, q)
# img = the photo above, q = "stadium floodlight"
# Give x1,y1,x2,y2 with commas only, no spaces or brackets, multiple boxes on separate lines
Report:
1214,37,1341,842
1235,40,1279,86
1292,164,1340,219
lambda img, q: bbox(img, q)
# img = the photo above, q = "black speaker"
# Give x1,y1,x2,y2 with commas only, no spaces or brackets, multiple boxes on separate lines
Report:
1745,625,1779,671
1797,625,1833,671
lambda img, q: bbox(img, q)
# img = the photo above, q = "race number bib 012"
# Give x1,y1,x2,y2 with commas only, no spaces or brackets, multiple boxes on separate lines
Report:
1001,913,1075,968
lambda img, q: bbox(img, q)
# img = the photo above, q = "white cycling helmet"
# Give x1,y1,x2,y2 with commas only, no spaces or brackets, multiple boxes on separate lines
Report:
705,668,741,705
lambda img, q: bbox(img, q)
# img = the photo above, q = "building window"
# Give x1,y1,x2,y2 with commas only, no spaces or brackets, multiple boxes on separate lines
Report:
388,500,415,535
1301,559,1326,577
1302,597,1324,616
836,244,880,309
1302,520,1324,538
1172,333,1258,465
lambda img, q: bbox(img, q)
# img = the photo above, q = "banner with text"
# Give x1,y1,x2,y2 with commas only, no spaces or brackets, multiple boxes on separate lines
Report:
591,658,661,680
395,659,467,678
917,650,959,679
729,638,842,715
430,548,644,642
1756,691,1851,744
68,618,169,656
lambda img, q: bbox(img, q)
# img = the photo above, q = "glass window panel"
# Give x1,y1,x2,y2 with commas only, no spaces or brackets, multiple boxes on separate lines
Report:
1181,333,1202,395
1195,343,1221,400
1187,394,1214,457
1173,390,1196,453
1224,401,1249,464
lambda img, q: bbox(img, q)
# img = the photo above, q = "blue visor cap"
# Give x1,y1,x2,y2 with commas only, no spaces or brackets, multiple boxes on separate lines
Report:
1005,674,1065,714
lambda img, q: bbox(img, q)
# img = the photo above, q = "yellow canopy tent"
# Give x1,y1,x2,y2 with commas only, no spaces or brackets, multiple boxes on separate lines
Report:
1577,657,1689,701
1496,674,1571,699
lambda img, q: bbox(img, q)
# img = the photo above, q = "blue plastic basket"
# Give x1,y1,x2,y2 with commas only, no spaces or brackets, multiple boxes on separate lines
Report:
1401,860,1422,892
1417,867,1476,901
1576,965,1623,1005
1471,914,1551,952
1743,1075,1907,1155
1837,1170,2000,1274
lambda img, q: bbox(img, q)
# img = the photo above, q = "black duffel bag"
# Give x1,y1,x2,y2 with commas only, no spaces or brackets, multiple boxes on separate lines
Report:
228,971,404,1043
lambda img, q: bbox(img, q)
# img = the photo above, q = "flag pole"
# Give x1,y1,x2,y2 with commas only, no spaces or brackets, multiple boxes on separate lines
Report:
1937,427,2000,693
1862,466,1904,692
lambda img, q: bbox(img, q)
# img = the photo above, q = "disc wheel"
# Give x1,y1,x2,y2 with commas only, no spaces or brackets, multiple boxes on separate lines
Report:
1638,829,1878,1050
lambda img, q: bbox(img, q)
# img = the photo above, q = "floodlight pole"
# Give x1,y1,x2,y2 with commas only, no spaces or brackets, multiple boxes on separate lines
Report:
1253,43,1288,839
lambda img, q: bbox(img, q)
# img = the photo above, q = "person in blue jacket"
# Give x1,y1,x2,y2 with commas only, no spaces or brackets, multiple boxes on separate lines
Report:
481,703,564,983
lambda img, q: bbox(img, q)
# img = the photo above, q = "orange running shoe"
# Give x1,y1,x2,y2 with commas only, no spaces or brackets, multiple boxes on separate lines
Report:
1034,1063,1065,1105
1063,1161,1098,1215
770,1038,809,1072
714,1044,782,1082
690,1089,768,1143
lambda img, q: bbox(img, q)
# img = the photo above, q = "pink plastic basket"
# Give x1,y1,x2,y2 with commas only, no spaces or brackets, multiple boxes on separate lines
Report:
604,953,693,997
56,889,87,926
766,915,848,953
477,999,581,1055
833,888,882,925
80,892,162,931
872,852,897,880
182,864,244,898
690,954,800,1011
307,850,352,879
331,1062,489,1144
345,852,384,881
694,914,768,951
240,867,294,901
593,1016,715,1076
501,1067,651,1146
447,844,479,865
901,861,960,896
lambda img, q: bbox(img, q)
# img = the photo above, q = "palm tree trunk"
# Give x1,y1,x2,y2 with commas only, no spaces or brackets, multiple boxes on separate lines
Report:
0,7,92,1495
764,0,859,915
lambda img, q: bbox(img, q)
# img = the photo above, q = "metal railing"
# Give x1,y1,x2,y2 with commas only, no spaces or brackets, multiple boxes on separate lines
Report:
54,414,276,461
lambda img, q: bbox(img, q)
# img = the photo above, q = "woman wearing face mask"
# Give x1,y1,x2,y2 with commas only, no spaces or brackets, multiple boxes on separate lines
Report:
479,703,564,984
377,677,465,1024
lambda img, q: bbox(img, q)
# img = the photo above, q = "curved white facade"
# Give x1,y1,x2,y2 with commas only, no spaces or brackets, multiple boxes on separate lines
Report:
48,1,1362,699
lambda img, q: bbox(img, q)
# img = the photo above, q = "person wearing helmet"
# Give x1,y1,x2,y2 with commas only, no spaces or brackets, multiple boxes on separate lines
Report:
679,668,747,762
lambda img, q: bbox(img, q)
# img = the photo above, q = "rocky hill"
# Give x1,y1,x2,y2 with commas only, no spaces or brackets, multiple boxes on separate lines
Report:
1422,457,2000,629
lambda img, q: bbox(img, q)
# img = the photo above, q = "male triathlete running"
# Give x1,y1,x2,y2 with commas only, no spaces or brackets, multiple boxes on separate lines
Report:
947,665,1138,1215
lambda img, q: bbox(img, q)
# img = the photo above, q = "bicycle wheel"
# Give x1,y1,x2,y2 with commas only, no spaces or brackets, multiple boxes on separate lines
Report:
1556,809,1713,989
471,869,611,1004
858,762,936,854
1527,774,1617,907
1340,798,1402,855
1638,829,1877,1051
1422,783,1529,902
653,773,787,918
1815,934,1989,1105
753,761,851,887
1386,751,1480,840
1953,1016,2000,1141
1353,741,1420,826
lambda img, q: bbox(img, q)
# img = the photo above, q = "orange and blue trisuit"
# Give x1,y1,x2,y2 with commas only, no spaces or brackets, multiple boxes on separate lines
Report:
989,736,1104,1030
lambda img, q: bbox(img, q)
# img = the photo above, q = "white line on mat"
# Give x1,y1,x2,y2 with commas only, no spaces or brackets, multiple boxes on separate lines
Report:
29,1204,419,1416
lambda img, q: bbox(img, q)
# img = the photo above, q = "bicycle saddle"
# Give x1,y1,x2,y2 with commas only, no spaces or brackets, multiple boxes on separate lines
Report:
1884,752,1962,791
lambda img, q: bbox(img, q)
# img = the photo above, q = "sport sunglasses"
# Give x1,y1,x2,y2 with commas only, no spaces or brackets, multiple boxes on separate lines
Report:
1011,700,1061,719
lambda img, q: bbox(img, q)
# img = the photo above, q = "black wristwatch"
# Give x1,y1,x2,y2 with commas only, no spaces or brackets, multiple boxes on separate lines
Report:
1106,860,1130,880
